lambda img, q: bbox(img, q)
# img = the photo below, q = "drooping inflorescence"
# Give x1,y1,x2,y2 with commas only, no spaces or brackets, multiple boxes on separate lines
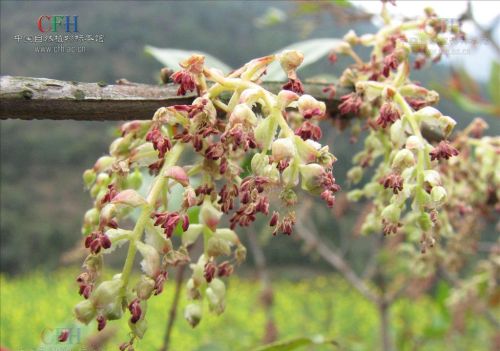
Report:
75,50,339,348
329,7,465,254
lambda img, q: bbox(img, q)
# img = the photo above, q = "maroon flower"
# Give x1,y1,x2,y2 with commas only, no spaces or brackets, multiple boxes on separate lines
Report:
338,93,362,116
321,190,336,208
171,70,196,96
204,261,217,283
413,55,426,70
97,315,106,331
295,121,322,141
276,160,289,173
319,171,341,208
101,184,118,205
381,33,406,55
77,272,93,299
128,299,142,324
282,78,304,95
205,143,224,160
230,177,270,229
430,141,459,161
148,158,165,176
382,53,400,77
376,102,401,128
221,126,257,152
406,98,428,111
217,261,234,277
181,214,190,232
154,271,168,295
84,231,112,254
153,211,185,238
218,183,239,214
269,211,279,227
146,127,171,158
382,219,402,235
272,213,296,236
380,173,404,194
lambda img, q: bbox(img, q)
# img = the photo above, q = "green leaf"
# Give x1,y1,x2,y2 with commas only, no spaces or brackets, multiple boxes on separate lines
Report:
488,61,500,106
145,45,232,74
264,39,343,81
448,90,499,115
253,336,338,351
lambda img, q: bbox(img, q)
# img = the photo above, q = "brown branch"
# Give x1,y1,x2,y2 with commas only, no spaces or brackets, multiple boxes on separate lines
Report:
160,264,187,351
295,201,379,304
0,76,348,121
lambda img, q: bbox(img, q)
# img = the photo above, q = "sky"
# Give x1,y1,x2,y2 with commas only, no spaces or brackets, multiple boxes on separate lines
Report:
352,1,500,82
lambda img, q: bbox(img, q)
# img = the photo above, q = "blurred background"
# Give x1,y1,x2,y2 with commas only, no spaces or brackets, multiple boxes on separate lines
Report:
0,1,498,350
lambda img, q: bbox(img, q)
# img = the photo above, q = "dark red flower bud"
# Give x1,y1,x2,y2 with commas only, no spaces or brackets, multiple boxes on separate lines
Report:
255,196,269,215
217,261,234,277
241,190,251,205
97,315,106,331
146,128,172,158
413,55,426,70
153,211,181,238
101,184,118,205
128,299,142,324
107,219,119,229
80,285,92,299
182,214,190,232
382,53,400,77
269,211,279,227
154,271,168,295
406,97,428,110
204,261,217,283
100,234,112,249
321,190,336,208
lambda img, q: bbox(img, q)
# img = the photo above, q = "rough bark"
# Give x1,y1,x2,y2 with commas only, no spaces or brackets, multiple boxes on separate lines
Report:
0,76,347,121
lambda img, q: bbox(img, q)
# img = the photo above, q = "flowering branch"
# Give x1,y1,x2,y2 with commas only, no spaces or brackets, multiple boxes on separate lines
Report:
71,50,341,349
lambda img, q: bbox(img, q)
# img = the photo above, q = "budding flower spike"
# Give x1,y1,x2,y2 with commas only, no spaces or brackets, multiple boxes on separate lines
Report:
75,49,339,348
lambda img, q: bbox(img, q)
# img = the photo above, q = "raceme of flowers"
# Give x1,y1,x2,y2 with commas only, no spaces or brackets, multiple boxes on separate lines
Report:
330,8,465,255
72,50,339,348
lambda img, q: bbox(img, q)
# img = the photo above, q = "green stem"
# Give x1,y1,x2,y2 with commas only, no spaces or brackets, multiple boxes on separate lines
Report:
120,143,185,294
394,92,426,198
